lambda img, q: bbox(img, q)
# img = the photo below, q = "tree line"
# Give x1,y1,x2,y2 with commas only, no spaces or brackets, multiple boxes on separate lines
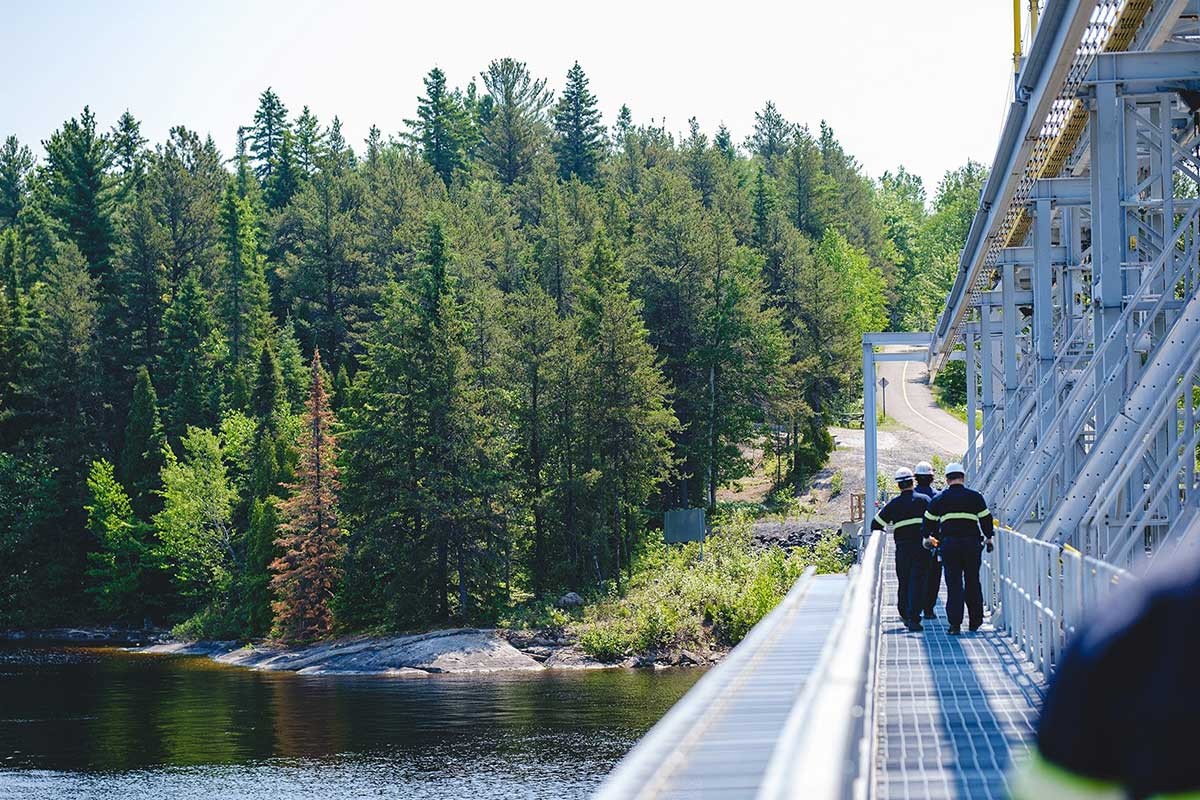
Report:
0,59,983,639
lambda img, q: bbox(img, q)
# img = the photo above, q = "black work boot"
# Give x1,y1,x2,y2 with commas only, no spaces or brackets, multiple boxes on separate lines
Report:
969,621,982,632
905,618,924,632
947,625,961,635
923,608,937,620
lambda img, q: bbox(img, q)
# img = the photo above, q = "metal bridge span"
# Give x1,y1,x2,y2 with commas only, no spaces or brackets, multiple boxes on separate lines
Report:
596,1,1200,796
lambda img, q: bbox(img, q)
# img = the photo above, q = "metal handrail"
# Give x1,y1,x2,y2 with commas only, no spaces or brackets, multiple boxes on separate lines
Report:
983,526,1132,675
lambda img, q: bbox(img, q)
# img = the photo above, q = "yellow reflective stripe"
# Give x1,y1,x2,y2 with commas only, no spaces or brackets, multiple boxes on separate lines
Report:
942,512,983,522
1150,792,1200,799
893,517,923,529
924,510,939,521
873,513,885,526
1010,753,1124,800
978,508,992,517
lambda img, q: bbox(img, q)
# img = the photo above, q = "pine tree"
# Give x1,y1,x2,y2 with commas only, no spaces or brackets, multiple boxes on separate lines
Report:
578,230,676,582
553,62,604,183
407,68,470,186
714,124,736,163
745,101,792,175
266,128,299,209
249,340,285,498
42,108,119,305
110,110,147,196
293,105,325,177
120,366,166,518
158,268,221,441
116,192,167,369
218,185,270,373
0,136,35,230
271,349,344,642
275,318,310,413
286,167,365,366
683,118,716,207
149,126,226,287
248,87,289,184
480,58,552,184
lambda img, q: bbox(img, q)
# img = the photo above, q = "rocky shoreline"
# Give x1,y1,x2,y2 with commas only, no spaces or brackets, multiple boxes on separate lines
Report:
3,626,722,675
140,628,722,675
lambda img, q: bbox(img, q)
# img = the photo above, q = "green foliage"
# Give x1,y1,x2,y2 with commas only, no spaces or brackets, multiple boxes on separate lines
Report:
154,426,237,600
119,366,166,518
1,76,988,643
85,459,154,621
933,358,967,407
553,62,604,183
830,470,844,497
575,512,852,660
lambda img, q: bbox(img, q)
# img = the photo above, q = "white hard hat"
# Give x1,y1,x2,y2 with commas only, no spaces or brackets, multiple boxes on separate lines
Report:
894,467,914,482
914,461,934,476
944,462,965,477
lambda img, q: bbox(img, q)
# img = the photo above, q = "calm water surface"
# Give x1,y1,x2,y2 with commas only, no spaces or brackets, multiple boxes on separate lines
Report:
0,645,702,799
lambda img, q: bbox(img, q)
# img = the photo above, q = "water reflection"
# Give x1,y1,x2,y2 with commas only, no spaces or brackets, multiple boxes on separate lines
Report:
0,646,701,799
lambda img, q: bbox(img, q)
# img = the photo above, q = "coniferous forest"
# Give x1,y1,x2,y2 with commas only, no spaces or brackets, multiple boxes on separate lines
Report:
0,60,984,640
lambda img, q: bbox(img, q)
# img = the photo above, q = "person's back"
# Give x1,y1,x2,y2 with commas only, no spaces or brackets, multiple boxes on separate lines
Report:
872,468,930,632
922,464,993,634
1014,556,1200,798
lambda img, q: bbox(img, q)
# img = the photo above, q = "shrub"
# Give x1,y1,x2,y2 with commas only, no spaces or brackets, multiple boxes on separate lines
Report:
573,510,852,660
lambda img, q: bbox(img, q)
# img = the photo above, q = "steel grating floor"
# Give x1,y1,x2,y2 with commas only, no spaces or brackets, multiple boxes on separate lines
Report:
872,537,1045,799
650,573,849,800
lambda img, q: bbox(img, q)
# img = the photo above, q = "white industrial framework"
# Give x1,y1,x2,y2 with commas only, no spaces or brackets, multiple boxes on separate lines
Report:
929,0,1200,572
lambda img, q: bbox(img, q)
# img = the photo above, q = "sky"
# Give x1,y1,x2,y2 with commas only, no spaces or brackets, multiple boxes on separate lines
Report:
2,0,1015,199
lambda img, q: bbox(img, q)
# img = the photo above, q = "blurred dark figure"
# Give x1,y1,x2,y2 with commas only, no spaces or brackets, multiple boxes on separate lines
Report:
1013,554,1200,798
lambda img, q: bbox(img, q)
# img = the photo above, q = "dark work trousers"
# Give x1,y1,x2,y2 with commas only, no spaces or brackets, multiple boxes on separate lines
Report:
941,536,983,628
894,538,928,622
924,550,942,613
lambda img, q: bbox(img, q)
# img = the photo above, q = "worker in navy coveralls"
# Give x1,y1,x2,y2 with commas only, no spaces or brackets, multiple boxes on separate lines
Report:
871,467,930,632
921,461,993,635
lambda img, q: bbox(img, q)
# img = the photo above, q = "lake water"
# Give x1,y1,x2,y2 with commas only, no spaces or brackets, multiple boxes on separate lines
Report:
0,645,702,799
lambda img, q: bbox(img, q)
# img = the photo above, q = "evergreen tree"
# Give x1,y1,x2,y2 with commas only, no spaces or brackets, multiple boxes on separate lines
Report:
149,126,226,287
275,318,310,413
158,268,221,441
0,136,35,229
266,128,299,209
85,459,152,620
120,366,166,518
271,349,344,642
479,58,552,184
41,107,118,286
683,118,717,207
714,124,736,162
293,105,325,177
553,62,604,183
408,67,470,186
285,167,366,366
110,110,148,195
578,230,677,581
218,185,270,373
745,101,792,175
248,87,289,184
116,193,167,369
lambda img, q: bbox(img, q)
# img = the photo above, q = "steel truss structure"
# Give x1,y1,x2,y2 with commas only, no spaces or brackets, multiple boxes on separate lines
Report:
930,0,1200,570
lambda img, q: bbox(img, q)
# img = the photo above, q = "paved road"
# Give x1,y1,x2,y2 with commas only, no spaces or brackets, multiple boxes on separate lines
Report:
874,349,968,459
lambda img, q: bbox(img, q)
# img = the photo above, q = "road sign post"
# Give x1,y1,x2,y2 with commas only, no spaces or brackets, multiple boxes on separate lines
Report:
878,376,889,420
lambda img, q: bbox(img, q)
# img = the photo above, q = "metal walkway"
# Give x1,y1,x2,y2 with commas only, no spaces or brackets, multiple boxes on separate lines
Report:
595,569,849,799
873,538,1043,800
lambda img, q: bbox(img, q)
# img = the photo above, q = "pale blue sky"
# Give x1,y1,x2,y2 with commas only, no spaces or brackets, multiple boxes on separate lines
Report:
2,1,1013,195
